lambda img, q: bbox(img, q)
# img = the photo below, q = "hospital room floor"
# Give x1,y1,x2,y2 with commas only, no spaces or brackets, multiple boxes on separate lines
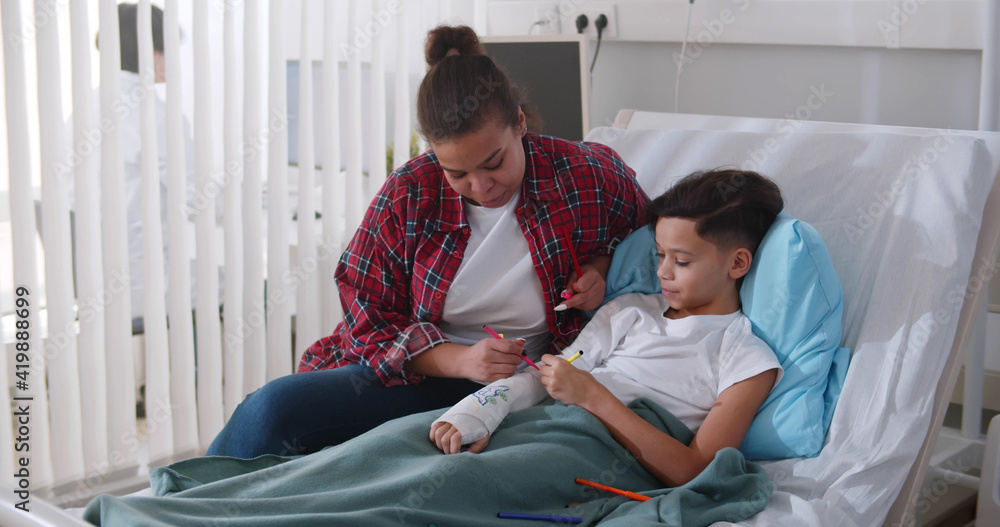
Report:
916,403,998,527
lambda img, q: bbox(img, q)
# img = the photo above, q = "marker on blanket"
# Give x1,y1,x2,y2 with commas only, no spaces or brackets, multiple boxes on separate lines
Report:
574,478,651,502
497,512,583,524
565,350,584,364
484,325,540,370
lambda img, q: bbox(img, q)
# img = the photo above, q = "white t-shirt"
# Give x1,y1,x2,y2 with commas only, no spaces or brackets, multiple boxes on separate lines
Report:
567,293,782,431
437,189,550,362
436,292,782,442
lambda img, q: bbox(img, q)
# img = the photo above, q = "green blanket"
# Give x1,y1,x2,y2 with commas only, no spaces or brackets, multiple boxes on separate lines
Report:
83,398,771,526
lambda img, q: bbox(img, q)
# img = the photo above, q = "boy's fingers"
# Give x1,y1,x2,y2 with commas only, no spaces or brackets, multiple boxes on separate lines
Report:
439,427,453,452
449,431,463,454
430,422,445,442
467,436,489,454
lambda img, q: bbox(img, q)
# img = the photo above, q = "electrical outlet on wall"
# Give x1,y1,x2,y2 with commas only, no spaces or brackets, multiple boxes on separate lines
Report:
533,7,561,34
560,2,617,39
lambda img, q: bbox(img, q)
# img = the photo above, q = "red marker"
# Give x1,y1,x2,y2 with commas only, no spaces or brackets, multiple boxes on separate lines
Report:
483,324,503,340
483,325,540,370
561,225,584,280
559,225,584,304
519,354,541,371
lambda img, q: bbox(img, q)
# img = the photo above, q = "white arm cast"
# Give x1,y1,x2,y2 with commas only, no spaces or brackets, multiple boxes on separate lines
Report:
432,369,548,444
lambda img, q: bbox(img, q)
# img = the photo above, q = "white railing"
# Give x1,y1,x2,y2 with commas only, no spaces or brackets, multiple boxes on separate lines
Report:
0,0,473,508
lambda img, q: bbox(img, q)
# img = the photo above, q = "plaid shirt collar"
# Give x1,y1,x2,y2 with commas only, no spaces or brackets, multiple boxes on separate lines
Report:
429,133,564,232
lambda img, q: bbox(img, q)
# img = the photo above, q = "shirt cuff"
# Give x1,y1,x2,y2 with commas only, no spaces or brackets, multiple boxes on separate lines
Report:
375,321,451,386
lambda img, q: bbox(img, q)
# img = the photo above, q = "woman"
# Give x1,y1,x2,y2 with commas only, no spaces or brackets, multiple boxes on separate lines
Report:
206,25,649,458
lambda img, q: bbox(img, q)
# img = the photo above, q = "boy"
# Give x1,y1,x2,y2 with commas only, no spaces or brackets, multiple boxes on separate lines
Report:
431,168,785,487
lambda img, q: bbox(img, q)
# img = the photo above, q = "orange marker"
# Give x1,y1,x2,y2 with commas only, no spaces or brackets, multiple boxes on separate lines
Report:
575,478,651,502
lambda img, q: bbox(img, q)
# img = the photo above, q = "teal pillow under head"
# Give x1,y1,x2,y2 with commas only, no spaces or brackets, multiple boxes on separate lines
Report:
602,212,850,459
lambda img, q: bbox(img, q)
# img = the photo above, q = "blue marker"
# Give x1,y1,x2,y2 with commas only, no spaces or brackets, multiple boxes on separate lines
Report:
497,512,583,523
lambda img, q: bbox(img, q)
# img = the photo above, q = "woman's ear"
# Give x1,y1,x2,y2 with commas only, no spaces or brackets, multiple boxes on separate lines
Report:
729,247,753,280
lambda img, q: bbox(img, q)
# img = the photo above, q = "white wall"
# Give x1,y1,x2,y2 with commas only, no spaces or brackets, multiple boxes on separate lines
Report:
586,42,982,131
487,1,999,405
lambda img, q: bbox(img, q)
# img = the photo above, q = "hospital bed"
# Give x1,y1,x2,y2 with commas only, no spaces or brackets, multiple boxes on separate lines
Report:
591,110,1000,526
4,110,1000,526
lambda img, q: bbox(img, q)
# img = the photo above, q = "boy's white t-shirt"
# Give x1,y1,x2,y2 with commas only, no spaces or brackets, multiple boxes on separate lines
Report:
572,293,782,432
437,190,551,362
436,292,782,442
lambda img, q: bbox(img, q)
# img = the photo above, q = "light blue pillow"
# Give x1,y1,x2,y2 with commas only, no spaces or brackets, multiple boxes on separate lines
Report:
603,212,850,459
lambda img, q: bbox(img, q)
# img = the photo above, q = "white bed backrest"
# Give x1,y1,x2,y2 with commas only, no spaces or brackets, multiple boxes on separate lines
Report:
586,117,1000,526
589,125,996,348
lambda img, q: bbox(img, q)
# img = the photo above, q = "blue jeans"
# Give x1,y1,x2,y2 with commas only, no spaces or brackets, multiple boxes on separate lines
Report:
205,364,481,458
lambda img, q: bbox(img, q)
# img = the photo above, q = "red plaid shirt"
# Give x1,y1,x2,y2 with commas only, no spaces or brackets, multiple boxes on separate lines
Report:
298,133,649,385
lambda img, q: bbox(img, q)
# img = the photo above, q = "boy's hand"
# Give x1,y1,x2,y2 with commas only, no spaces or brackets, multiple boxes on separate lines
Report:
430,421,490,454
459,338,525,383
538,353,601,407
555,265,606,312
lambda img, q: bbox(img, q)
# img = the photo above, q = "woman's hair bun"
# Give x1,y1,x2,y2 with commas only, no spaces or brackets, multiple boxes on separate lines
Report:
424,25,485,68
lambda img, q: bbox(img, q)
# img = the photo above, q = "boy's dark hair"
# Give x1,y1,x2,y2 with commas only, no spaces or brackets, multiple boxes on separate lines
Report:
646,169,783,254
95,3,165,75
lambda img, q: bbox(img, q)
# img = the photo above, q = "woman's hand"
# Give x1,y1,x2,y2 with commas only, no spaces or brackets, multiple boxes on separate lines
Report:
538,353,604,407
458,338,525,383
405,339,524,382
556,259,610,312
430,421,490,454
